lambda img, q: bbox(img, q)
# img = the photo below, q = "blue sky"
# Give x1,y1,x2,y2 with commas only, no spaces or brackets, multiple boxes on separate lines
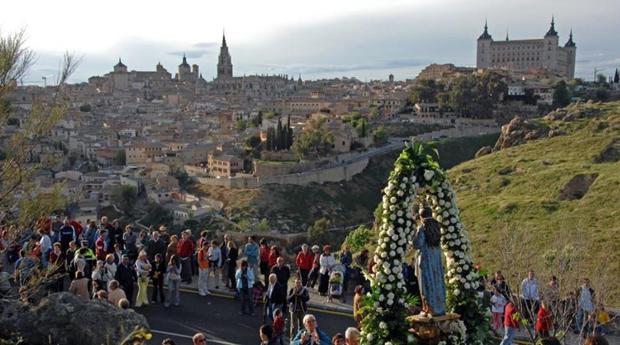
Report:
2,0,619,84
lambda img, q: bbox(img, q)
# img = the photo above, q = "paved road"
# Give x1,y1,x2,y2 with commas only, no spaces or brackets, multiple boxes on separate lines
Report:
139,288,355,345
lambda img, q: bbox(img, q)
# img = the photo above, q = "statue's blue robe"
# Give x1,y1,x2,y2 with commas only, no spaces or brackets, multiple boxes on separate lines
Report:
413,226,447,316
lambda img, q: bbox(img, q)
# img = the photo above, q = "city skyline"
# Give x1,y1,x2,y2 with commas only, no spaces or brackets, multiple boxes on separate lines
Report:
2,0,619,83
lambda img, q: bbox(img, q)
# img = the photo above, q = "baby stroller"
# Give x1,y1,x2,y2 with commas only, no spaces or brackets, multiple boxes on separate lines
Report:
328,264,345,303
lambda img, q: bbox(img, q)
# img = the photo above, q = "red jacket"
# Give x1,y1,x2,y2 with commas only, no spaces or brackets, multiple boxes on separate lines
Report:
504,302,520,329
176,239,195,258
268,252,279,268
259,246,270,263
296,251,314,270
273,315,285,336
535,307,553,333
95,237,106,260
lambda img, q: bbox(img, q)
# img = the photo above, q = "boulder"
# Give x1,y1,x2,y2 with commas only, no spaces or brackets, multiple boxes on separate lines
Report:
474,146,492,158
0,292,149,345
493,116,549,151
593,140,620,163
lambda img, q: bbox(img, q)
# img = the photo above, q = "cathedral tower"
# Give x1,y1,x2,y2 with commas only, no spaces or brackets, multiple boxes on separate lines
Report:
217,32,233,79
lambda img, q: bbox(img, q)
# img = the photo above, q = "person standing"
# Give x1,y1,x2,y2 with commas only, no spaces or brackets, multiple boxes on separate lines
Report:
95,229,109,261
207,240,222,289
123,225,138,260
197,241,211,296
521,270,540,323
500,301,520,345
166,234,177,264
244,236,260,282
265,273,286,322
318,245,336,297
145,231,166,263
176,230,195,284
58,218,76,252
38,229,52,269
490,287,508,331
308,245,321,289
134,250,151,307
109,219,124,250
259,239,271,284
352,285,364,328
344,327,360,345
271,256,291,297
226,240,239,291
150,253,166,304
220,234,229,288
288,278,310,339
236,260,255,316
536,300,553,338
69,271,91,301
576,278,595,333
259,324,278,345
340,246,353,294
107,280,127,306
114,254,136,306
165,255,182,307
296,244,314,287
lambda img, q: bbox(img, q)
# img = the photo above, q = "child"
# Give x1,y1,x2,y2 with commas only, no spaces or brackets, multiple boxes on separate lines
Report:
253,280,265,308
272,308,285,345
536,300,553,338
595,304,610,335
490,288,507,330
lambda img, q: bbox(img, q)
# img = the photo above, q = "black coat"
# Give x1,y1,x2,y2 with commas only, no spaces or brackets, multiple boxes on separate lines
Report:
145,239,166,261
115,263,135,289
265,282,286,305
150,260,166,282
271,265,291,286
288,286,309,313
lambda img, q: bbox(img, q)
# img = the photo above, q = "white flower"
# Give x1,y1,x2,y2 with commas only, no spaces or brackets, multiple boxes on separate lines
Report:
390,214,396,220
380,321,387,329
456,267,462,273
402,177,408,183
397,218,404,224
387,299,393,305
389,205,396,211
454,289,461,296
424,170,435,181
379,294,385,301
389,250,396,257
367,334,374,341
397,190,404,196
410,175,416,182
390,197,397,203
381,252,387,258
385,284,392,290
396,210,403,217
464,282,471,289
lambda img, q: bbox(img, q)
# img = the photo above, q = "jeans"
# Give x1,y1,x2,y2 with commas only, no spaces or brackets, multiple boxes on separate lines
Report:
500,327,515,345
151,278,165,303
198,268,210,295
240,288,254,314
166,279,180,307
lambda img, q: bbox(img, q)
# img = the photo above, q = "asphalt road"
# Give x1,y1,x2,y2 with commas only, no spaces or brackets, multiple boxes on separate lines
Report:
138,288,355,345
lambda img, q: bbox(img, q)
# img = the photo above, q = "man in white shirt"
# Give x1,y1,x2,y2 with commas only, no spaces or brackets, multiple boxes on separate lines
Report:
520,270,539,323
576,278,595,332
38,229,52,268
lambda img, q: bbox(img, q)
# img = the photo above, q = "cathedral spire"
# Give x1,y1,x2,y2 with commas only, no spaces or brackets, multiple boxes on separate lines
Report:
505,29,509,41
545,15,558,37
565,28,576,47
222,29,227,48
478,19,492,40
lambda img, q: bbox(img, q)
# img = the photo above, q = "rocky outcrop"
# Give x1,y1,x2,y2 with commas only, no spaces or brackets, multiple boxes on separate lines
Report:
558,173,599,201
0,292,149,345
544,104,603,122
493,116,549,151
593,139,620,163
475,146,492,158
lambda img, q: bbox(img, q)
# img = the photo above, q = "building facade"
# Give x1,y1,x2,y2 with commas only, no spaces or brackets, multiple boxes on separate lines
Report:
476,18,576,79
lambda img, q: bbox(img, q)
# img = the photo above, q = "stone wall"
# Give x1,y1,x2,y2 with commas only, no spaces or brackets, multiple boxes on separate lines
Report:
197,157,369,189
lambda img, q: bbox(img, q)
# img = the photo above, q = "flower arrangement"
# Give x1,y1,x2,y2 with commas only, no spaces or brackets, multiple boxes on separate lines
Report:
360,142,488,345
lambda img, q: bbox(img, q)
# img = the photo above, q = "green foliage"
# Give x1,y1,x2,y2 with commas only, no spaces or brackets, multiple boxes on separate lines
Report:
142,203,173,227
183,219,201,232
265,116,293,152
292,117,334,159
372,125,387,144
308,217,330,244
257,218,269,232
237,218,251,232
172,168,193,190
410,79,443,104
111,185,138,215
552,80,571,108
341,225,375,253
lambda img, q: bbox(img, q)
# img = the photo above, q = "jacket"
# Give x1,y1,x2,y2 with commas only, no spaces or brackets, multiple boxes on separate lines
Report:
296,251,314,271
291,328,331,345
504,302,520,329
115,263,135,289
265,282,286,305
271,264,291,286
535,306,553,333
288,286,309,313
236,267,255,290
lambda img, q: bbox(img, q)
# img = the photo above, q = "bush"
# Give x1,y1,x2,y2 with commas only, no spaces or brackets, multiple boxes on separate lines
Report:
341,225,375,253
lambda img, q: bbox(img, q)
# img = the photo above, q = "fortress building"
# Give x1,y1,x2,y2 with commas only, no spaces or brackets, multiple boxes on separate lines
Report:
476,17,576,79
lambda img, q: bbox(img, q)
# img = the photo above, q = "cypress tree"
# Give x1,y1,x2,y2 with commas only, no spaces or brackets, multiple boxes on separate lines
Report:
276,118,283,151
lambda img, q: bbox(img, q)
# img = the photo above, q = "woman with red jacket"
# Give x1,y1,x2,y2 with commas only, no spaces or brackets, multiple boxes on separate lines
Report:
536,300,553,338
295,244,314,287
259,239,270,284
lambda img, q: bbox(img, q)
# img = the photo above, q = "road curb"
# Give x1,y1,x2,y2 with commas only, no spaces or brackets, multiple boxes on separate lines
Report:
177,283,353,315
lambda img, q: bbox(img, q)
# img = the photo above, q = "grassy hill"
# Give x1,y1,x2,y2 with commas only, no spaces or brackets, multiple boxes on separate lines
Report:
448,101,620,302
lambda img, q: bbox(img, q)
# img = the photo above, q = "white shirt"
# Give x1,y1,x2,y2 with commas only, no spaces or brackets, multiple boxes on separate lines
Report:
39,234,52,253
319,254,336,275
207,246,222,266
578,286,594,312
491,294,507,313
521,278,539,301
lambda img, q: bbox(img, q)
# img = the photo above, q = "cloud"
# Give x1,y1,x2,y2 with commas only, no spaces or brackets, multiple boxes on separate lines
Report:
168,50,213,59
193,42,217,49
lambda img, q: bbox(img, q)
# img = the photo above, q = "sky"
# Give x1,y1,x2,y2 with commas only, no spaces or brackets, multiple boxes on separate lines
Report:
1,0,619,84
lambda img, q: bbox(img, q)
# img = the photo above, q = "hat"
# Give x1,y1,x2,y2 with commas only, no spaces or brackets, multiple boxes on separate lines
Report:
312,245,320,251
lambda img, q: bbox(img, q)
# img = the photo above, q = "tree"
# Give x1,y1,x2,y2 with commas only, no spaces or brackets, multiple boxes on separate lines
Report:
114,150,126,166
1,29,80,229
596,73,607,85
235,119,248,131
308,217,330,244
614,68,619,84
552,80,571,108
172,168,193,190
111,185,138,215
257,218,269,232
372,126,387,144
292,117,334,159
410,79,441,104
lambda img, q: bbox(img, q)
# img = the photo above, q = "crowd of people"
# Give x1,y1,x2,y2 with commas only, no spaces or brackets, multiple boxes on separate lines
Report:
0,215,615,345
482,270,613,345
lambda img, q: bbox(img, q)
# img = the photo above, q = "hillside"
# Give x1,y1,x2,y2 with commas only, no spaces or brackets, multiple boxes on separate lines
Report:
198,133,499,233
448,101,620,302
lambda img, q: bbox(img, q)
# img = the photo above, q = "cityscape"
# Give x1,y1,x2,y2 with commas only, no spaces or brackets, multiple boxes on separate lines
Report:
0,1,619,345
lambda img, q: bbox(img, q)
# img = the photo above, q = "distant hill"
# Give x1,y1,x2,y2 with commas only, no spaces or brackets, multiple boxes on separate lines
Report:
448,101,620,303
